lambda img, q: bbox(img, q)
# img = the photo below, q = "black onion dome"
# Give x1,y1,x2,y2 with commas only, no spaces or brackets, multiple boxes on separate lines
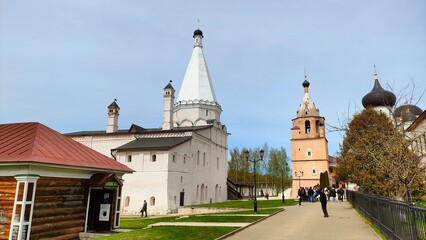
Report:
362,79,396,108
402,113,417,122
193,29,203,38
393,104,423,119
302,80,310,88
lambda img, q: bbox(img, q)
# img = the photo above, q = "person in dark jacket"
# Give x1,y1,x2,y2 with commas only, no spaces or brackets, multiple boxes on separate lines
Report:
308,187,314,202
320,190,329,217
337,187,344,201
330,187,337,202
298,187,305,206
140,200,148,217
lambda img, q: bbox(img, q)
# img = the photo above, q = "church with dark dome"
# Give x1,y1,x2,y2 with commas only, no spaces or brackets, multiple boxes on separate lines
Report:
362,68,396,117
393,102,424,130
361,67,424,131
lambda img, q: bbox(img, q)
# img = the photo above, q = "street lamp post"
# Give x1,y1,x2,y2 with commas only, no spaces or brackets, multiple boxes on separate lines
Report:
295,171,304,188
281,163,288,203
245,149,264,214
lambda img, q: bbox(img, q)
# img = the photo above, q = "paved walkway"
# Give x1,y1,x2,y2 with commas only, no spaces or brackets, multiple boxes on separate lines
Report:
223,201,382,240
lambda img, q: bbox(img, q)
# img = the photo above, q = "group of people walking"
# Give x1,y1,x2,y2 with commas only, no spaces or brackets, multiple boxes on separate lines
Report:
298,186,345,217
298,186,345,203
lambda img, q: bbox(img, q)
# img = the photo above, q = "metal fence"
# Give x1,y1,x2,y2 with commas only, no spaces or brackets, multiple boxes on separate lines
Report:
346,190,426,240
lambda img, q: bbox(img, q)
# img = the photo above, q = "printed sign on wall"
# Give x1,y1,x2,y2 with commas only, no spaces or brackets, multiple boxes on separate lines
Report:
99,204,110,221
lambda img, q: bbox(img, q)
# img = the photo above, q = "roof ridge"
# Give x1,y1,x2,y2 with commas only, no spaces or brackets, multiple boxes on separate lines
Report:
27,122,39,157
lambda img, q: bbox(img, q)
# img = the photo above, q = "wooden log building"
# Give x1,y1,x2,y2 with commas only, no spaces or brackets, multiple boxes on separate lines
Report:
0,122,133,240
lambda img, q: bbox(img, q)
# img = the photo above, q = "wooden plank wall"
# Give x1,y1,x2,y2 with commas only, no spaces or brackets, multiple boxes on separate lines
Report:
0,177,16,240
31,177,87,240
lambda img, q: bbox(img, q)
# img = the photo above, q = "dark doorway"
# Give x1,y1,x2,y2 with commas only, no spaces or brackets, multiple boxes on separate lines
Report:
180,191,185,206
87,189,114,231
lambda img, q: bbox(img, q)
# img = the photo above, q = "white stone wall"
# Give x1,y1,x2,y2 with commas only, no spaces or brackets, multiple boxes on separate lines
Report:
407,117,426,164
108,127,228,214
70,135,133,157
117,151,171,215
173,104,221,127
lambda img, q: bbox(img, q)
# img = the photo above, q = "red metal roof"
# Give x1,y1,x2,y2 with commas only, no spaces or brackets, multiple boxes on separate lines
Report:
0,122,133,173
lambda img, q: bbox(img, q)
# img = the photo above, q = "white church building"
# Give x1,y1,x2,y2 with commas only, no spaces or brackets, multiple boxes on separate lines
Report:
67,29,228,215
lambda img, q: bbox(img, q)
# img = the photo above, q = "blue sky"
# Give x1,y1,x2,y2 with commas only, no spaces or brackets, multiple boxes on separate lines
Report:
1,1,425,157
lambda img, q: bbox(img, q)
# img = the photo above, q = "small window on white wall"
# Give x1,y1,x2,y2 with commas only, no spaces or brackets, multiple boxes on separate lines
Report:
127,155,132,162
151,154,157,162
197,151,200,165
172,155,176,163
183,156,186,164
150,196,155,206
125,196,130,207
203,152,206,166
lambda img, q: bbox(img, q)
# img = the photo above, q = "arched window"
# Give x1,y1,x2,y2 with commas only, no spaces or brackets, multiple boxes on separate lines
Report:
200,184,204,203
305,120,311,134
315,120,320,134
172,155,176,163
217,157,219,170
197,151,200,165
125,196,130,207
215,184,218,202
151,154,157,162
180,176,183,183
150,196,156,206
196,185,199,200
203,152,206,166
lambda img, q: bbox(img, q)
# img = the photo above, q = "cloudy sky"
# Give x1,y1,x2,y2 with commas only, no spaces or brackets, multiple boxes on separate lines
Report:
1,0,425,156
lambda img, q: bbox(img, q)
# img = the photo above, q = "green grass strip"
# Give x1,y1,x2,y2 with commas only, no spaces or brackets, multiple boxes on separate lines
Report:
220,208,282,215
120,217,177,229
193,199,297,209
95,226,238,240
175,215,263,223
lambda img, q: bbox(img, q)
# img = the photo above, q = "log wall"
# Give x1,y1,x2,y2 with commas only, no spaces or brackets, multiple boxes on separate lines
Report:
31,177,87,240
0,177,16,240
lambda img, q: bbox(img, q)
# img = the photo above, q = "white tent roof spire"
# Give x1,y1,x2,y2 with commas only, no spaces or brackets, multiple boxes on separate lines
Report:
176,29,219,106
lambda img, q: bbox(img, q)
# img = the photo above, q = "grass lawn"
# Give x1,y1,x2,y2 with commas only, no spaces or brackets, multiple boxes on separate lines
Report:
417,201,426,208
221,208,283,215
95,226,238,240
175,215,263,223
98,200,294,239
193,199,297,209
120,217,177,229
